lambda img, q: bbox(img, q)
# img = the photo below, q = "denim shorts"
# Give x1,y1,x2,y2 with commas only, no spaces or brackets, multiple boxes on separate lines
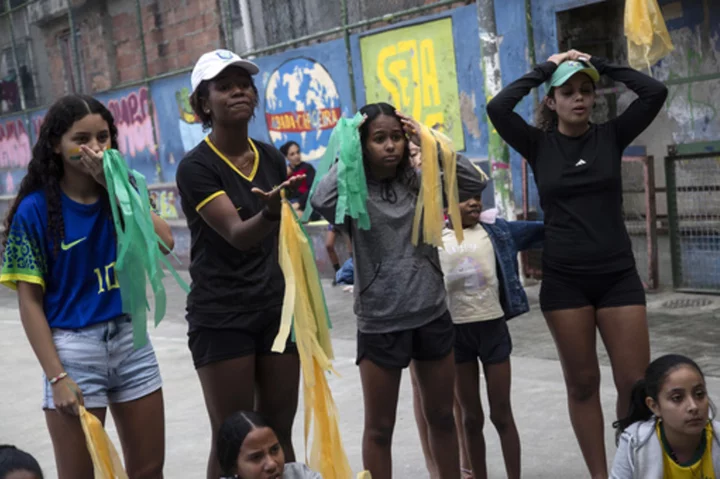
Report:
42,315,163,410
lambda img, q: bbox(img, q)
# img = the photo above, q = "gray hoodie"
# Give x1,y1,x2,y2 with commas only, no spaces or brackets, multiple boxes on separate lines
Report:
611,418,720,478
310,154,487,334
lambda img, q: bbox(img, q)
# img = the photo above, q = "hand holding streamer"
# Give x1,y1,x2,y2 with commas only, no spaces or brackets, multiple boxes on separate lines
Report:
412,125,463,247
79,406,128,479
103,149,190,349
302,112,370,229
274,190,352,478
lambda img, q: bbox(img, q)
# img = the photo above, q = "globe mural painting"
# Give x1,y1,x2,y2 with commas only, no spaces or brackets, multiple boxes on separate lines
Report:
264,58,341,163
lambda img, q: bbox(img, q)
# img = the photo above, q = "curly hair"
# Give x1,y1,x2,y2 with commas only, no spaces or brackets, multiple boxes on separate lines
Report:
2,95,119,256
534,88,558,132
190,74,259,131
358,102,418,192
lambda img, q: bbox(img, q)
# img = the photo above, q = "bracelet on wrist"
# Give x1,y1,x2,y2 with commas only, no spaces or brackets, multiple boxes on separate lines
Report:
262,207,281,222
49,371,68,385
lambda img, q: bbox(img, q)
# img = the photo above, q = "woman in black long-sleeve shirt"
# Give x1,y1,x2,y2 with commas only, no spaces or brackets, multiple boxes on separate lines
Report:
487,49,668,478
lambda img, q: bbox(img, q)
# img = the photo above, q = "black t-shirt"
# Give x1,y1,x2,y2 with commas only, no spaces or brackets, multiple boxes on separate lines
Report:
176,137,287,326
486,57,668,274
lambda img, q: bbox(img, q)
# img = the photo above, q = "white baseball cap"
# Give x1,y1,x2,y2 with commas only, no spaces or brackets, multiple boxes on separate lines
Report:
191,49,260,94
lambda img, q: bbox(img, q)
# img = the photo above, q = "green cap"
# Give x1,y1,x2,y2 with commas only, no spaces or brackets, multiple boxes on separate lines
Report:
548,60,600,88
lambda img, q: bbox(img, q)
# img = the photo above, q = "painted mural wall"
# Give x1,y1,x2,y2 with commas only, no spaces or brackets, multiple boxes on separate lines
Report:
351,4,496,206
0,0,716,226
248,38,354,167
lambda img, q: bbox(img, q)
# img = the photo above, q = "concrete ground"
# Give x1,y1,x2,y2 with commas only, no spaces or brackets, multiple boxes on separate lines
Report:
3,273,720,478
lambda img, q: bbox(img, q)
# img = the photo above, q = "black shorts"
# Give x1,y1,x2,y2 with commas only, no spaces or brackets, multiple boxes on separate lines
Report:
188,306,298,369
454,317,512,365
356,311,455,369
540,264,646,312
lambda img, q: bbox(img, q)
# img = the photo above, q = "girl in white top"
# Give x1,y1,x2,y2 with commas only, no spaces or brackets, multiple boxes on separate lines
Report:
611,354,720,478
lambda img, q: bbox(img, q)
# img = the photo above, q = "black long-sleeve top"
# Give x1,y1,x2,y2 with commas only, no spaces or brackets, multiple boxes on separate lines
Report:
486,57,668,274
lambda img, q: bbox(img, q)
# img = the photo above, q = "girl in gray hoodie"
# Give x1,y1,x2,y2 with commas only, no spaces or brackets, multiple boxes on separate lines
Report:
611,354,720,478
310,102,487,479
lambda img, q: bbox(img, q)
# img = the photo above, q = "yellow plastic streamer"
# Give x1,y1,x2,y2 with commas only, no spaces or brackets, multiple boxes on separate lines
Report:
273,190,352,479
79,406,128,479
412,125,463,247
624,0,674,70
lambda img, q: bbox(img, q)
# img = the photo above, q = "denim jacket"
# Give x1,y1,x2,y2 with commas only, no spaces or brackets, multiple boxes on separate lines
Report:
479,210,544,320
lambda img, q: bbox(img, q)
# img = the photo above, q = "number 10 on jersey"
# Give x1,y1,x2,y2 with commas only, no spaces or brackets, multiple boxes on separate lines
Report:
94,262,119,294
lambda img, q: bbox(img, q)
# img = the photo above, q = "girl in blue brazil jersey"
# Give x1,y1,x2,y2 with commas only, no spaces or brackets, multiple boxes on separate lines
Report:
0,95,175,479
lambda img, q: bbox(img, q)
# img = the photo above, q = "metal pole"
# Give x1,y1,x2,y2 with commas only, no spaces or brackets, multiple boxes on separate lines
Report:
134,0,164,182
67,1,84,93
5,0,27,110
525,0,539,107
223,0,234,50
238,0,254,53
340,0,357,112
477,0,515,219
134,0,149,78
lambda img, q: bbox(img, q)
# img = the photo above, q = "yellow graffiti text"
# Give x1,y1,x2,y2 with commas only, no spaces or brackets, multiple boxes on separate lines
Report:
377,39,445,132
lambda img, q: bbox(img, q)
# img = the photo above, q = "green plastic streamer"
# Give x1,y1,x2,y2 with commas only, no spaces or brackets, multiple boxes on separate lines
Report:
103,149,190,349
302,113,370,229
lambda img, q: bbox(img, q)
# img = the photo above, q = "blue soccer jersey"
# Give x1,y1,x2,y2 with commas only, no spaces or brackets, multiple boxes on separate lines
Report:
0,190,123,329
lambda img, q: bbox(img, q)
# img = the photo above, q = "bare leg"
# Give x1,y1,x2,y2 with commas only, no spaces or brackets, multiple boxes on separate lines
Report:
596,305,650,420
255,352,301,462
455,396,472,477
359,359,402,479
45,407,107,479
111,389,165,479
454,360,487,479
413,353,460,479
545,306,607,479
485,360,521,479
196,356,256,479
410,363,439,478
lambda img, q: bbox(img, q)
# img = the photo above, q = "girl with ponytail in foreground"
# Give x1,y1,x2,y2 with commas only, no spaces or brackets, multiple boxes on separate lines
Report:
611,354,720,478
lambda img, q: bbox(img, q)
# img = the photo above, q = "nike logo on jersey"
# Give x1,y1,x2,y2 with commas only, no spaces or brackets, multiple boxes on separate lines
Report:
575,159,587,167
61,237,87,250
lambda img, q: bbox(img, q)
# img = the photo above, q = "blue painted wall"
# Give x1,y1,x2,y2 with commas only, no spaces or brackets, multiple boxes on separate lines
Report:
350,4,495,206
248,38,354,169
95,86,161,183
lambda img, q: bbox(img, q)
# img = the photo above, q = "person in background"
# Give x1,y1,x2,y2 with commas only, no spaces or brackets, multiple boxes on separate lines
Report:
325,224,353,286
611,354,720,477
486,49,667,478
217,411,321,479
0,445,44,479
280,141,316,217
176,50,303,479
413,185,543,479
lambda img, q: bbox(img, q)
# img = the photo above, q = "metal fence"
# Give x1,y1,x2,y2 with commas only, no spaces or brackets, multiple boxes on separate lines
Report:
520,154,660,291
622,155,659,291
666,141,720,293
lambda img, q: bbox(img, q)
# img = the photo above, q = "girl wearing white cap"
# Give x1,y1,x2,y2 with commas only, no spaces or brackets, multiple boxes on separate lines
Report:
176,50,305,479
487,50,667,478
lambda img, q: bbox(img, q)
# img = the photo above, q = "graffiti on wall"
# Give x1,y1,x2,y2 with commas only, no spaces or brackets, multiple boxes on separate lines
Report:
264,58,341,162
98,86,159,182
655,28,720,143
149,185,181,220
359,17,465,149
151,74,207,181
0,116,31,195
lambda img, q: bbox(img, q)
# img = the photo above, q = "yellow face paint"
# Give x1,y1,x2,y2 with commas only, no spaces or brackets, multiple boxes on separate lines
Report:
68,147,82,161
68,145,110,161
